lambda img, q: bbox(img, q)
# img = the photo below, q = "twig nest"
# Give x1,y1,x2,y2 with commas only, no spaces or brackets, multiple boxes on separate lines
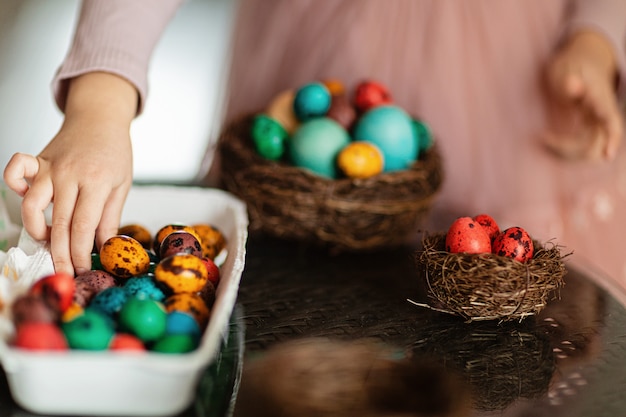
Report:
416,233,568,321
218,114,443,251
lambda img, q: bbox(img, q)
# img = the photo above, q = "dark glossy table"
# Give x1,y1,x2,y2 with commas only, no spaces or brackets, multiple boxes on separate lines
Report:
1,234,626,417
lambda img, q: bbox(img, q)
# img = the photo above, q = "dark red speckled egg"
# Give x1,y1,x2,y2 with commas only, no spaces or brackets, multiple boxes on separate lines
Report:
492,226,534,263
445,217,491,254
473,213,500,241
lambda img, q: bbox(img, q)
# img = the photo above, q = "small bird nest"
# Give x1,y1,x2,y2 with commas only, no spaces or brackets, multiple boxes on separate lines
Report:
410,318,556,411
218,114,444,252
415,233,569,321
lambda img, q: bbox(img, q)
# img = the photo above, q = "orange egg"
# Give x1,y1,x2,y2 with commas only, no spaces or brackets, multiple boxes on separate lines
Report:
154,253,208,294
100,235,151,279
321,78,346,96
192,223,227,260
337,141,384,179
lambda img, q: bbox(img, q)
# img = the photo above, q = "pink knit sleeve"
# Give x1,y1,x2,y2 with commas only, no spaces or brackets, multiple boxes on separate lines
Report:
566,0,626,97
52,0,185,115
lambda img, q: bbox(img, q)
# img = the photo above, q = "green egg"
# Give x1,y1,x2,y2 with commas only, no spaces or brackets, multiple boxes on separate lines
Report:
118,297,167,342
151,334,198,354
61,309,115,350
251,114,288,160
91,253,103,271
412,118,434,153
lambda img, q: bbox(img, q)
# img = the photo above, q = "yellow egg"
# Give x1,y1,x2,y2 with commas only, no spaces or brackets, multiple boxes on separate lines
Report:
192,223,227,260
164,293,210,329
337,141,385,179
154,253,208,294
100,235,151,279
266,89,300,134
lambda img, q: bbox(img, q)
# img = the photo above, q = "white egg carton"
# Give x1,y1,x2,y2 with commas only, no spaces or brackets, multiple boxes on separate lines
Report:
0,185,248,416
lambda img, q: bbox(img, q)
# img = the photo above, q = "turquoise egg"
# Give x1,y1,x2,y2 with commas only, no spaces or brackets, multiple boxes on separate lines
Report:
251,114,288,160
61,309,115,350
353,105,417,171
293,82,331,122
90,287,128,317
289,118,351,178
166,311,201,338
123,275,166,302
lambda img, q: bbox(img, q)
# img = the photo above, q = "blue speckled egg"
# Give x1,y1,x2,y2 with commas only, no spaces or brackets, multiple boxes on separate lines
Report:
293,82,331,122
289,118,351,178
353,105,418,171
123,275,166,302
90,287,128,317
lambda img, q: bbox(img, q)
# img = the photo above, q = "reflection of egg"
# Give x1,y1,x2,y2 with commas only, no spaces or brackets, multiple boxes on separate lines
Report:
353,105,418,172
337,141,384,179
289,118,351,178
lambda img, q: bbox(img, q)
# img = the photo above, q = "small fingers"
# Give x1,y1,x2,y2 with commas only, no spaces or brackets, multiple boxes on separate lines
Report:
95,184,131,250
3,153,40,196
19,178,53,242
48,185,79,276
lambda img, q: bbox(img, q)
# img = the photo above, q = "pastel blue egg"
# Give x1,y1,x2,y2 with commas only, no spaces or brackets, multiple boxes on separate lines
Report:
353,105,417,171
293,82,331,122
289,118,351,178
166,311,201,338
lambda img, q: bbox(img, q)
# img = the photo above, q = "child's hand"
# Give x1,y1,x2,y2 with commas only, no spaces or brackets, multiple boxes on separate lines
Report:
3,72,137,276
543,30,624,161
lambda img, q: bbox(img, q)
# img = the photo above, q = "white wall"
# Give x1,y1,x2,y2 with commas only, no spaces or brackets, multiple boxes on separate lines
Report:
0,0,236,184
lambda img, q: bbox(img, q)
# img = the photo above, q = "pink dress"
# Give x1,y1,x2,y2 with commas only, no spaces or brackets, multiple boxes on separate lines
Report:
54,0,626,286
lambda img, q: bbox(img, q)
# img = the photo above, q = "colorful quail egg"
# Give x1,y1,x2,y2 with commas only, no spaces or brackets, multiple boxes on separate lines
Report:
152,334,198,354
61,309,115,350
11,294,59,328
164,292,210,329
159,231,203,259
353,105,418,172
266,89,300,134
90,287,129,317
29,272,76,313
192,223,227,261
123,275,166,302
353,80,392,113
118,297,167,342
153,224,202,256
13,322,68,351
154,253,209,294
473,214,500,242
445,217,492,254
412,118,434,153
289,118,351,178
251,114,288,160
321,78,346,96
492,227,534,263
118,223,152,250
326,94,357,130
337,141,384,179
293,82,332,122
100,235,151,279
109,333,146,351
165,310,202,338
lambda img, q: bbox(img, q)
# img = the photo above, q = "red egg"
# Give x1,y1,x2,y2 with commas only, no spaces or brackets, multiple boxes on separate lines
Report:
492,226,534,263
13,322,68,350
445,217,491,254
353,80,392,113
473,214,500,241
109,333,146,351
29,272,76,313
200,257,221,286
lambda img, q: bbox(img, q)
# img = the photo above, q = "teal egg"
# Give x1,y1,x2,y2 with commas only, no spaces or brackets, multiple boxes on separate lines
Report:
293,82,331,121
353,105,417,171
165,311,201,338
123,275,166,302
90,287,128,317
251,114,288,160
289,118,351,178
412,118,434,153
61,309,115,350
118,297,167,342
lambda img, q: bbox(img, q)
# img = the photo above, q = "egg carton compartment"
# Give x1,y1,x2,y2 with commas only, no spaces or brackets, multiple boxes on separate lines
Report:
0,185,249,416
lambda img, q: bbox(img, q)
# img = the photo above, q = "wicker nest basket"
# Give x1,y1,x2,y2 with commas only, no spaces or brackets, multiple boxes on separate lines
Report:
410,318,555,411
218,114,444,251
415,233,568,322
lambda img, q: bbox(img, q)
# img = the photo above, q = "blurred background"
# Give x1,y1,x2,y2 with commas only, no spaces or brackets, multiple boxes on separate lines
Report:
0,0,237,184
